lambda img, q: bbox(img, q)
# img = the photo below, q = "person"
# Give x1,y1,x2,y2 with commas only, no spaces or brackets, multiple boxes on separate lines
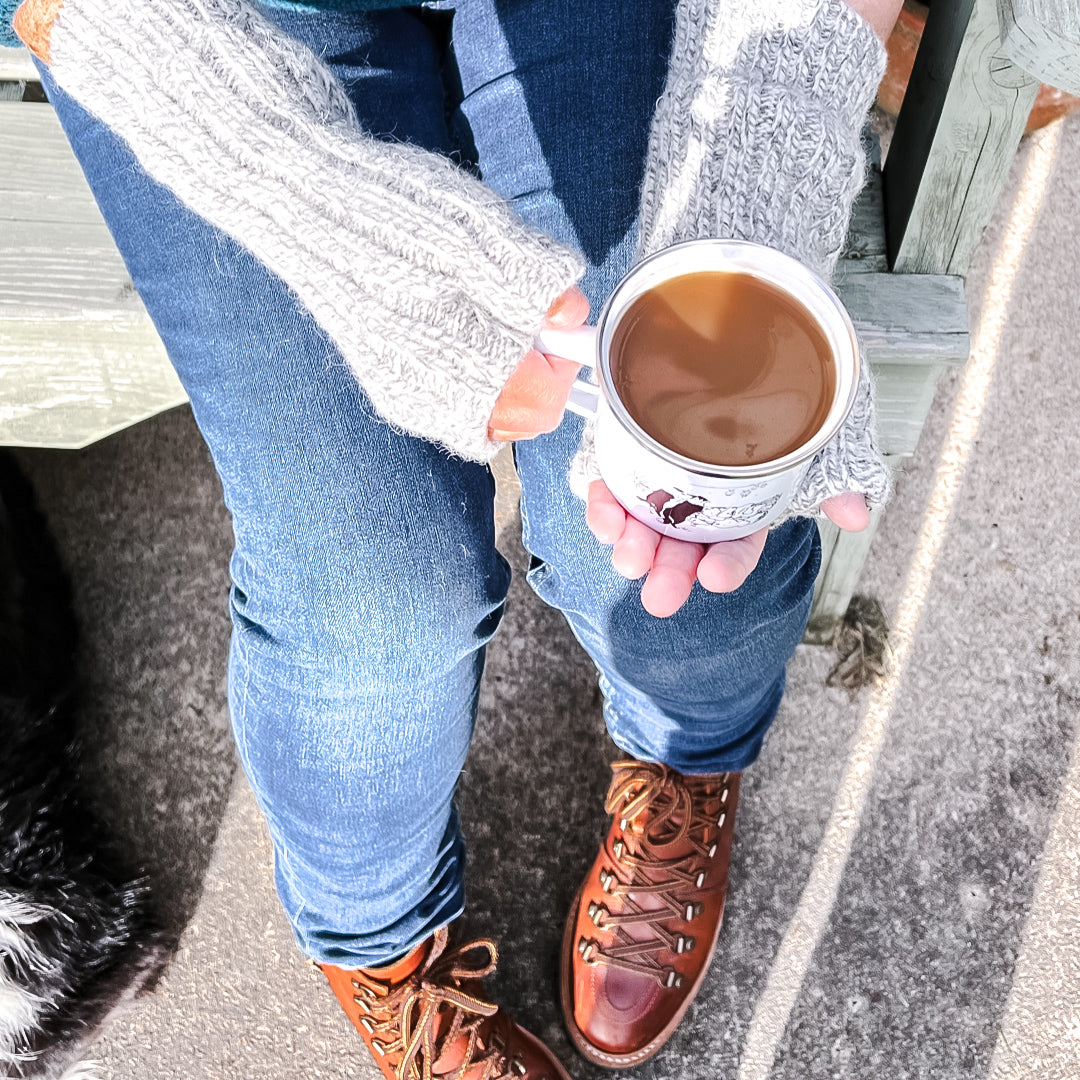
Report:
7,0,903,1075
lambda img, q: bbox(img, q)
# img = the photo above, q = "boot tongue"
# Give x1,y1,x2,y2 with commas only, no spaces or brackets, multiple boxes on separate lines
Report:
363,937,431,985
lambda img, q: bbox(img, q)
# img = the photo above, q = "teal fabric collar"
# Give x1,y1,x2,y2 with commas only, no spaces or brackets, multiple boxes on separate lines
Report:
2,0,23,49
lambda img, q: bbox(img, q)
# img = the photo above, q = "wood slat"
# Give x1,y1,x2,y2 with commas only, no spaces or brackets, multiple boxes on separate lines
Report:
884,0,1040,275
0,221,142,313
0,102,106,223
998,0,1080,93
840,130,889,273
0,318,183,448
807,506,887,642
871,360,950,457
1,100,185,446
835,272,969,366
0,46,36,82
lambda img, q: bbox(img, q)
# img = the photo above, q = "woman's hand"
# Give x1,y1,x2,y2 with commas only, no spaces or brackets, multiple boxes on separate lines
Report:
587,482,870,617
488,286,590,442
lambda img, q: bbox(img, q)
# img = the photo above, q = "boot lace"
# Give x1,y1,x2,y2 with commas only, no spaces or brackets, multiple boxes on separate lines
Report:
349,929,532,1080
576,760,731,990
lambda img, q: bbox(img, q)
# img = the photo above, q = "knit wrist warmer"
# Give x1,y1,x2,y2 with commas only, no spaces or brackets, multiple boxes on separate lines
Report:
573,0,891,516
43,0,584,462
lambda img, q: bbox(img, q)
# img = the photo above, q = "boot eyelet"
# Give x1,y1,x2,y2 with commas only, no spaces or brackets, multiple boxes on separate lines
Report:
676,935,695,954
587,901,608,927
707,842,718,858
511,1057,527,1075
664,969,683,989
613,840,625,860
578,938,599,964
716,811,726,829
695,870,707,888
684,901,704,921
599,869,615,893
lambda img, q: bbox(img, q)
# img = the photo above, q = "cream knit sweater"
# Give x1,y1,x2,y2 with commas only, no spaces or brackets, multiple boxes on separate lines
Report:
28,0,888,511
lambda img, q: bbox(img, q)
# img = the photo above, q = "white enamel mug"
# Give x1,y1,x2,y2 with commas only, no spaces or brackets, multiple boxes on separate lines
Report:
536,239,860,543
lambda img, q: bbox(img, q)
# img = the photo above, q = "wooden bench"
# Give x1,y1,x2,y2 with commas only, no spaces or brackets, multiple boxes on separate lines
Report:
1,0,1076,637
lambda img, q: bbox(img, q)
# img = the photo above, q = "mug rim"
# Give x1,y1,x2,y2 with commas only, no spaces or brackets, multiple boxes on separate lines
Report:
593,239,861,480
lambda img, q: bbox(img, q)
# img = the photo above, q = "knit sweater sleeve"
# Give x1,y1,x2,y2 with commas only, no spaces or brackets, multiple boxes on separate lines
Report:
13,0,584,463
573,0,891,516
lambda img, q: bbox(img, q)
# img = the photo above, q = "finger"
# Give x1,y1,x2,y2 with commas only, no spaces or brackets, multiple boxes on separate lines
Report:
586,481,628,545
542,353,583,385
821,492,870,532
612,514,662,581
543,285,590,329
489,349,577,439
640,537,706,618
696,528,769,593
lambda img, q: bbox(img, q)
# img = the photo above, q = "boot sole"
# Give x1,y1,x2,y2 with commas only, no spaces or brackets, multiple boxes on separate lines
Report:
558,882,725,1069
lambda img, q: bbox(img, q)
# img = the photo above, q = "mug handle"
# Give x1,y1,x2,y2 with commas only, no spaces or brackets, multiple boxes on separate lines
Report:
534,326,600,419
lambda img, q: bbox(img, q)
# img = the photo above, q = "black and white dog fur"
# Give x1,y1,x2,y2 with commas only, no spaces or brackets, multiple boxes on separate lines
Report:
0,452,168,1079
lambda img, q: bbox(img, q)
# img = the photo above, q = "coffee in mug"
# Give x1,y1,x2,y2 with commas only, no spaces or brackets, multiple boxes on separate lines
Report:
608,271,836,467
537,240,860,543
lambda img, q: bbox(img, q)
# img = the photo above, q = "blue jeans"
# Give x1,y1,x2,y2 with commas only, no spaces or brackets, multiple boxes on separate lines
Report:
43,0,820,968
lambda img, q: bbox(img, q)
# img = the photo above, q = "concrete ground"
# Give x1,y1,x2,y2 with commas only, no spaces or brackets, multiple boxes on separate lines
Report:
14,116,1080,1080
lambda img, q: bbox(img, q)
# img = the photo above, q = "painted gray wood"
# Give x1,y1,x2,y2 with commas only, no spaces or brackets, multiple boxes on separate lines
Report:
0,46,36,82
836,271,968,457
836,272,968,365
998,0,1080,93
840,131,888,273
1,102,183,448
885,0,1040,275
806,507,886,643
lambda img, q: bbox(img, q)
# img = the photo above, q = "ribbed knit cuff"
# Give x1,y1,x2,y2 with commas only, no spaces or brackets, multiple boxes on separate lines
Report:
573,0,891,521
43,0,584,462
779,358,891,518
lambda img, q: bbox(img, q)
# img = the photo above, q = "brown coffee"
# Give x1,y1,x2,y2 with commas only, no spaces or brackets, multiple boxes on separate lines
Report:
609,270,835,466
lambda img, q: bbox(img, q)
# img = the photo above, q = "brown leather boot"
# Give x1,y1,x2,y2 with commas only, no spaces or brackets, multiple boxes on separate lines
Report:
320,925,573,1080
560,759,740,1067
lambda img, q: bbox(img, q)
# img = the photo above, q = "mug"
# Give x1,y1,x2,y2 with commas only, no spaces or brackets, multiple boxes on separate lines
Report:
536,239,860,543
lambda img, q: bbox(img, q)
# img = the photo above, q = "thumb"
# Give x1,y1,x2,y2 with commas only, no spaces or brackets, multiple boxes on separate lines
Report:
821,492,870,532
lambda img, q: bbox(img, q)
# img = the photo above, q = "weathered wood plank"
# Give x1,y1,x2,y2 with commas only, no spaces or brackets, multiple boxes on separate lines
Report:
840,130,889,273
0,46,36,82
884,0,1040,275
1,222,143,313
0,317,183,448
998,0,1080,93
1,102,105,223
836,272,969,365
1,99,186,446
870,359,948,457
806,504,887,642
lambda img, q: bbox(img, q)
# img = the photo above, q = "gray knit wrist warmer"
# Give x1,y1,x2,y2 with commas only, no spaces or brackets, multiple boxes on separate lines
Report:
47,0,584,462
573,0,891,516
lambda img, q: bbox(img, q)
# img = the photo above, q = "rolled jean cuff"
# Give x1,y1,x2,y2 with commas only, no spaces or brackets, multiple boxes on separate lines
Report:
600,671,786,775
283,810,467,970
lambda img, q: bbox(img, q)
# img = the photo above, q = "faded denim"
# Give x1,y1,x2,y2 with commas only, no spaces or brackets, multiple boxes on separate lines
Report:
42,0,820,968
